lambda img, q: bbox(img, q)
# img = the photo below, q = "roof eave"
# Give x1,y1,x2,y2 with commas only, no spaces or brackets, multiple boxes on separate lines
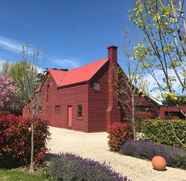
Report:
57,80,88,89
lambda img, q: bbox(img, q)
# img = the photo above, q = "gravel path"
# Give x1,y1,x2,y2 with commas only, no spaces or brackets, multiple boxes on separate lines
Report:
47,127,186,181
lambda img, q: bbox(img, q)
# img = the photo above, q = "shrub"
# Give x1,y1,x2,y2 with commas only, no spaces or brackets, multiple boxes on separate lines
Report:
48,153,131,181
142,119,186,148
108,122,133,152
120,140,186,169
0,114,50,168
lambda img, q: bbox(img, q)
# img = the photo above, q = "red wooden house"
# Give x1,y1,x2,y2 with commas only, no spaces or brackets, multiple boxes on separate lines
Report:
23,46,160,132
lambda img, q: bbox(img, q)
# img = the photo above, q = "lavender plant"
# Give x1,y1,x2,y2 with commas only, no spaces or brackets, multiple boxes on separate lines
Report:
120,139,186,169
48,153,131,181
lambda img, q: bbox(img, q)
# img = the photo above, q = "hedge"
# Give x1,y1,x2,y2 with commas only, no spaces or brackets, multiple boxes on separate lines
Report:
48,153,131,181
0,114,50,168
142,119,186,148
120,140,186,169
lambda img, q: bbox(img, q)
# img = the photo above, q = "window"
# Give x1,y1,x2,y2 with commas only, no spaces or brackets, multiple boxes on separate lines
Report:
165,111,185,119
92,82,101,91
55,105,61,114
77,104,83,117
135,106,151,112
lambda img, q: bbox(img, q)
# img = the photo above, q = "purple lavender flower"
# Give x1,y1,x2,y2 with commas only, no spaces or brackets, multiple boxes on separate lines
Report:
120,139,186,169
49,153,131,181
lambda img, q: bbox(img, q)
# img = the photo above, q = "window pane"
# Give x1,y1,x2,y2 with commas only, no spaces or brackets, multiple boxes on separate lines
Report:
77,105,83,117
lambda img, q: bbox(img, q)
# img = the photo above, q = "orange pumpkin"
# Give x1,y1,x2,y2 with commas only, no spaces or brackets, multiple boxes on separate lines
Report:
152,155,167,171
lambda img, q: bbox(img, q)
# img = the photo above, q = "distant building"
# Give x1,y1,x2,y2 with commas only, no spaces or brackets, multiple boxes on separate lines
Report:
160,105,186,119
134,95,160,119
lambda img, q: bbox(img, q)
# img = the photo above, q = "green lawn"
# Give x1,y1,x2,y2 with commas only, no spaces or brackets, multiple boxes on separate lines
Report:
0,169,49,181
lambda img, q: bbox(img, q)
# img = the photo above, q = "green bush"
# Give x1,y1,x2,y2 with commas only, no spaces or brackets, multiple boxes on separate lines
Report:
142,119,186,148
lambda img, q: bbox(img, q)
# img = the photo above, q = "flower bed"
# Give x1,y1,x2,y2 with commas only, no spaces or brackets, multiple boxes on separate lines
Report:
120,140,186,169
48,153,131,181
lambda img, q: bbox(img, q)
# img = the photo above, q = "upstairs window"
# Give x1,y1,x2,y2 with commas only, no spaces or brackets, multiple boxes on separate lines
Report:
77,104,83,117
92,82,101,91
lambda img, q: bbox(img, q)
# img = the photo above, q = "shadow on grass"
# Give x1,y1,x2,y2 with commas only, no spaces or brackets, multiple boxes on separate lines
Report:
0,156,23,169
44,153,58,162
0,153,58,169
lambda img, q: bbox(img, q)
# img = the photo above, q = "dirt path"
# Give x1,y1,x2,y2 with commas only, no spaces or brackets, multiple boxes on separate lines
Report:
47,127,186,181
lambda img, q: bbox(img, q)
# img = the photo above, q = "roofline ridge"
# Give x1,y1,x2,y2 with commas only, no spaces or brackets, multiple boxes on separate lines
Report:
87,59,109,82
68,57,108,71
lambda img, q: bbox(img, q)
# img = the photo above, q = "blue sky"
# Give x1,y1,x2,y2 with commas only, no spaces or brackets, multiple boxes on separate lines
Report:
0,0,143,71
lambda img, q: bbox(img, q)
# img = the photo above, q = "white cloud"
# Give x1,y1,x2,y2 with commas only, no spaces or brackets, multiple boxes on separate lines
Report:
0,35,81,70
0,36,35,56
51,58,80,69
0,58,7,64
0,36,23,53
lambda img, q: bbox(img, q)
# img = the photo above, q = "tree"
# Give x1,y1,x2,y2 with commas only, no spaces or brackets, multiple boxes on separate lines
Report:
162,92,186,105
0,60,41,114
14,45,42,173
22,46,41,173
130,0,186,98
117,31,149,140
129,0,186,146
0,75,16,112
8,61,39,107
117,60,147,140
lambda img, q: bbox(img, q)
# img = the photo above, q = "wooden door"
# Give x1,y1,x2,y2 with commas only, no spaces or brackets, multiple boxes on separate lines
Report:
67,106,72,128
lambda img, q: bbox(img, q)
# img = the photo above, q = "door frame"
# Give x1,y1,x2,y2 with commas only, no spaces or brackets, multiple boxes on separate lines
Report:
67,105,73,128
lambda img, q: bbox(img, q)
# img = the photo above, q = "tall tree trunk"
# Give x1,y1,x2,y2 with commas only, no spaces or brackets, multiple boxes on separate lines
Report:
131,92,136,140
29,122,34,173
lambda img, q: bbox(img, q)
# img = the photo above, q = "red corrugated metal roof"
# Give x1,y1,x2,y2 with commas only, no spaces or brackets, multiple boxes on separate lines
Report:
48,58,108,87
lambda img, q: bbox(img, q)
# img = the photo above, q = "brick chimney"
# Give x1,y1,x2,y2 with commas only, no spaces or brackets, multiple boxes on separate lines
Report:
108,45,118,63
106,46,120,130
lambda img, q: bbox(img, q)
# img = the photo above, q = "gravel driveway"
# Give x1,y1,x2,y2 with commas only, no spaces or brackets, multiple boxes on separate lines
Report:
47,127,186,181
